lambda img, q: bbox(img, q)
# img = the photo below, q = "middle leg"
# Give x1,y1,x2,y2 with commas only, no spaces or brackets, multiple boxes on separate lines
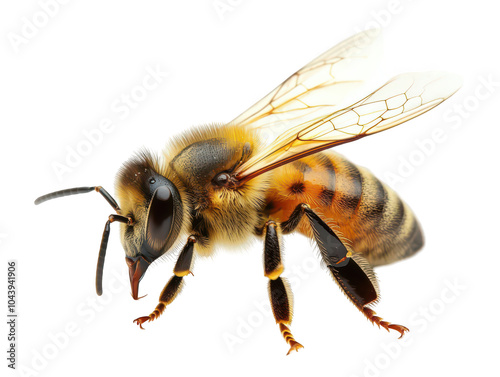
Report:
262,220,303,355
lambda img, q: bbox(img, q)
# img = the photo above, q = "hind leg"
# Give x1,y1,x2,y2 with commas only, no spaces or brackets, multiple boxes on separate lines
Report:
282,204,409,338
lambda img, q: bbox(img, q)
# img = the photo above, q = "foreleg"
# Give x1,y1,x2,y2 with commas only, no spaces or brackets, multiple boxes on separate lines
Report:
133,236,196,329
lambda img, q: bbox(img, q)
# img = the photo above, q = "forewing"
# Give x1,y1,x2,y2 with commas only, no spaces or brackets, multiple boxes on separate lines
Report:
230,29,382,132
235,71,462,181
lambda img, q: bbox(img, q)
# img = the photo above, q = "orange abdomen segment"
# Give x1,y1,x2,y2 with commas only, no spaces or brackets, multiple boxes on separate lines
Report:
266,151,424,266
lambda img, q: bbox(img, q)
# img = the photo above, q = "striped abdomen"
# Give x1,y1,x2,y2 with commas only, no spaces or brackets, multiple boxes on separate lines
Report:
266,151,424,266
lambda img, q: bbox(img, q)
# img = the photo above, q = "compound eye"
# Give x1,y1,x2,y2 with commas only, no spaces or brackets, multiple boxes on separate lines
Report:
146,186,174,251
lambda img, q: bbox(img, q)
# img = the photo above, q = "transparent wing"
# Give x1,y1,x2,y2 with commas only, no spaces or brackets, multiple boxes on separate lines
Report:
230,29,382,133
235,71,462,182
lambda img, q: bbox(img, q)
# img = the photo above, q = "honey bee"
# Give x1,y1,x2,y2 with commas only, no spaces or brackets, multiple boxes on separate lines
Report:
35,30,461,354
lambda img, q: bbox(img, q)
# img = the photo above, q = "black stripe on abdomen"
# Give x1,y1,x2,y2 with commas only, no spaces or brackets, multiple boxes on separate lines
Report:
356,170,388,231
384,196,406,235
332,158,363,217
314,153,336,207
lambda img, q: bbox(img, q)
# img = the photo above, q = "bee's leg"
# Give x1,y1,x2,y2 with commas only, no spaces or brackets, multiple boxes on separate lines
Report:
133,236,196,329
263,220,303,355
282,204,409,338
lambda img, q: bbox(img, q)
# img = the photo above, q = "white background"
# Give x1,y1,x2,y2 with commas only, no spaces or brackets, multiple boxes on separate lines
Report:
1,1,499,376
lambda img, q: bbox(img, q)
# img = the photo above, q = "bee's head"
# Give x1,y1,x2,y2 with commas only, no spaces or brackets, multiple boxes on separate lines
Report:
34,150,186,300
116,151,185,299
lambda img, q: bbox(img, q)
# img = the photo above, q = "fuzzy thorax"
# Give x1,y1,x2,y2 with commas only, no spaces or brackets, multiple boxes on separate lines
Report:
166,124,270,253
